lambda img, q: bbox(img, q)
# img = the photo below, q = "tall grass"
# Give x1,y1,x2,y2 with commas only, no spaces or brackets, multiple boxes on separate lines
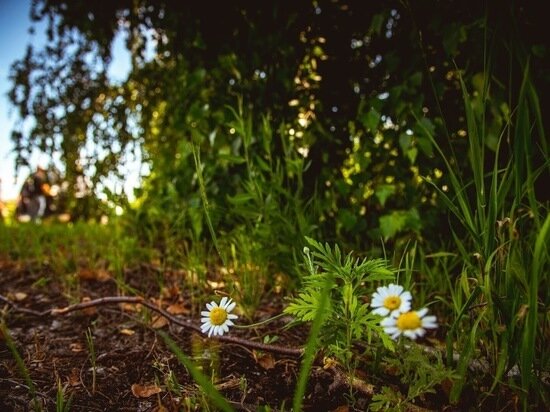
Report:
191,105,317,315
420,64,549,408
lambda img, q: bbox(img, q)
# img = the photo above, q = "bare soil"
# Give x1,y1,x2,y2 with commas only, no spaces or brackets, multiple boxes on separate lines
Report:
0,259,528,411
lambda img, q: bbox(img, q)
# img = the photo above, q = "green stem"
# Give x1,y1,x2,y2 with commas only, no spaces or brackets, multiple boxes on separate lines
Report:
233,312,287,329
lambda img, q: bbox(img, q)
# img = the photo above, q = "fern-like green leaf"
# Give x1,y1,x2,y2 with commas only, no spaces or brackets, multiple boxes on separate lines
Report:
284,290,328,322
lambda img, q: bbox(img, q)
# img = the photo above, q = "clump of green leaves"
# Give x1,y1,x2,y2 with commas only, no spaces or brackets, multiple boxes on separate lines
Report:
370,345,457,411
284,237,396,370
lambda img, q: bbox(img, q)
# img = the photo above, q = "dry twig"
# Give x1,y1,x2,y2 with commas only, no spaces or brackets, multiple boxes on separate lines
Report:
0,294,303,357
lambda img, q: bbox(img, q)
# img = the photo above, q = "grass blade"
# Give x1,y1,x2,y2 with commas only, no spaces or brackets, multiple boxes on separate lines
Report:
158,331,234,412
292,272,334,412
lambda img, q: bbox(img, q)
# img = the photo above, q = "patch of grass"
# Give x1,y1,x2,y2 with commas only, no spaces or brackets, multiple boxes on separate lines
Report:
419,63,549,408
0,321,42,412
0,220,152,299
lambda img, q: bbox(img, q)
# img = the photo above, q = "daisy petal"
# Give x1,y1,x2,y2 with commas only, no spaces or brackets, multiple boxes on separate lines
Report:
372,307,390,316
417,308,429,317
403,330,417,340
400,300,412,312
380,317,396,327
390,332,401,340
394,284,405,295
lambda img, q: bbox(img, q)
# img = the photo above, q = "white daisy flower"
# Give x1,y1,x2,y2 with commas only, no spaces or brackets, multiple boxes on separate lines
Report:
370,284,412,317
200,297,238,337
380,308,438,340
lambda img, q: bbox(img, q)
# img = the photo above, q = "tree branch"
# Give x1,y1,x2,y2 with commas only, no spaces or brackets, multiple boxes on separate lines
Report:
0,294,303,357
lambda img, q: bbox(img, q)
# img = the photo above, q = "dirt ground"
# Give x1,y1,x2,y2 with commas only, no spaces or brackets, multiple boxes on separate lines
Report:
0,259,527,411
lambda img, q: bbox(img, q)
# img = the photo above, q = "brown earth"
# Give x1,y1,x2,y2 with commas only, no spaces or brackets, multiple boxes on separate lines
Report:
0,260,525,411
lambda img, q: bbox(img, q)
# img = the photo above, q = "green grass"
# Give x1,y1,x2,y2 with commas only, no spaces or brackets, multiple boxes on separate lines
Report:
0,321,41,411
418,63,549,408
1,59,547,410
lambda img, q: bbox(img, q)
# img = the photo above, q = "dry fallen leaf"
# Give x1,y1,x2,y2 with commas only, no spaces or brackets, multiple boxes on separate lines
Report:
120,328,135,336
150,297,163,307
69,342,84,352
95,268,111,282
254,351,275,370
81,297,97,316
77,268,110,282
160,284,181,299
150,315,169,329
120,303,141,312
77,268,96,280
166,303,189,315
14,292,28,301
131,383,162,398
68,368,80,387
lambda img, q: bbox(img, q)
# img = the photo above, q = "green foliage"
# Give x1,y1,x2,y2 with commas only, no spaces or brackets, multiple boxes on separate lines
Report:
420,63,549,408
285,289,325,322
0,220,153,302
12,1,549,251
379,208,421,241
3,1,550,409
214,106,317,280
285,237,396,367
370,344,457,411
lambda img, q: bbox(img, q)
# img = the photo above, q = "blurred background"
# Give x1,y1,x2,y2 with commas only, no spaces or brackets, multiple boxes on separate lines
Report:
0,0,548,246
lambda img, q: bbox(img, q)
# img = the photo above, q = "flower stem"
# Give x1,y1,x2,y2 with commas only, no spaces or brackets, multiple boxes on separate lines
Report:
234,312,287,329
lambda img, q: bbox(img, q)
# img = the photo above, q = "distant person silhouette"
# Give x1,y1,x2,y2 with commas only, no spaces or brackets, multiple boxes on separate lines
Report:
0,178,5,221
16,165,51,222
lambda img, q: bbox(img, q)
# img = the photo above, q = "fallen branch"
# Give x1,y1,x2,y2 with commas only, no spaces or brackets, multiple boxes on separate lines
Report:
0,294,303,357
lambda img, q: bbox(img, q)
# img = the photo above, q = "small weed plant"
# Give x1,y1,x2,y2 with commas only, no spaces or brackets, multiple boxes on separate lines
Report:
85,327,97,394
284,237,448,407
284,237,396,368
161,236,450,410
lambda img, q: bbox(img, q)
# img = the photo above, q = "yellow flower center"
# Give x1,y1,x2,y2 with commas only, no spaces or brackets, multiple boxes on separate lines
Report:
209,307,228,325
396,312,421,330
383,295,402,310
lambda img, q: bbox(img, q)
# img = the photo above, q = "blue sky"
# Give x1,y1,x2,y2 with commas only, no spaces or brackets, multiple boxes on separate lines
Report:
0,0,134,201
0,0,38,200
